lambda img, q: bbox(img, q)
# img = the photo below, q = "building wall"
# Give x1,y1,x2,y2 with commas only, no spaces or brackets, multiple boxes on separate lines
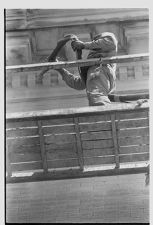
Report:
6,9,149,111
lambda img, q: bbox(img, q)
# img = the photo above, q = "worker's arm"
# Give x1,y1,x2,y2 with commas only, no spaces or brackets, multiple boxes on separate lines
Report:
84,36,116,51
57,68,86,90
72,36,117,52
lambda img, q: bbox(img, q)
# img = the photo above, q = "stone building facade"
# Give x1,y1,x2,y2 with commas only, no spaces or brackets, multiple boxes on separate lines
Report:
5,9,149,112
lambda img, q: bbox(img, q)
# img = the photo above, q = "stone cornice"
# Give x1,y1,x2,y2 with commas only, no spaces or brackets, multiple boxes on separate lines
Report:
6,8,149,31
123,21,149,40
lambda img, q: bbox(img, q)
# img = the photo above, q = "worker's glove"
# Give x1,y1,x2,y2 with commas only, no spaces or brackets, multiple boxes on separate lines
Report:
71,40,85,51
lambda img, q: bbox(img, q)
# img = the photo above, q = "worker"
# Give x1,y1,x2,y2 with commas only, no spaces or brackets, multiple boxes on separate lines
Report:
56,32,118,106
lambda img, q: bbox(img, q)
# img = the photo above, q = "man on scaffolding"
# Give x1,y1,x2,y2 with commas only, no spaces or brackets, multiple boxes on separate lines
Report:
56,32,118,106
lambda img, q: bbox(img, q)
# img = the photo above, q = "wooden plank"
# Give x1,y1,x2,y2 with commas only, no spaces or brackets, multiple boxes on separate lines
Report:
79,114,111,123
118,127,149,137
119,153,149,163
38,120,48,173
81,130,112,141
82,139,114,150
43,125,75,135
84,155,115,165
79,121,112,132
45,142,76,151
6,102,149,122
47,159,79,169
6,127,39,138
42,118,73,126
118,136,149,146
10,152,42,163
110,93,149,102
111,114,119,168
6,166,149,183
7,136,40,147
83,148,114,157
6,53,149,72
118,118,149,129
74,117,84,170
6,120,37,129
47,150,78,160
45,133,76,144
8,145,41,154
116,110,149,120
11,161,43,172
119,145,149,154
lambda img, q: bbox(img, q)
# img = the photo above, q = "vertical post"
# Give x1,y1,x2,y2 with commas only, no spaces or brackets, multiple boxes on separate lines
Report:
43,72,51,87
74,117,84,171
38,120,48,173
6,142,12,178
20,72,28,87
51,71,59,86
111,114,120,169
119,66,128,81
27,72,36,87
12,73,20,88
127,66,135,80
36,72,43,85
134,65,143,80
142,63,149,78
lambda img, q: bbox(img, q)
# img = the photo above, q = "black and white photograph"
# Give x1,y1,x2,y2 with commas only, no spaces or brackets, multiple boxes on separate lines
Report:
4,6,150,224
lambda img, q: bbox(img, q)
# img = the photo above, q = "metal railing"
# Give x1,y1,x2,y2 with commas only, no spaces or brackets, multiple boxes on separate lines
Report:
6,53,149,72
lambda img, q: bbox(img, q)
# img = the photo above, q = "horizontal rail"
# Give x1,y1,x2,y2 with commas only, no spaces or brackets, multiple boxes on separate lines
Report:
6,53,149,73
6,102,149,122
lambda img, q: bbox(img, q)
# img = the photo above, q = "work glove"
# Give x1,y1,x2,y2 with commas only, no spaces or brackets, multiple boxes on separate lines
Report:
71,40,85,51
